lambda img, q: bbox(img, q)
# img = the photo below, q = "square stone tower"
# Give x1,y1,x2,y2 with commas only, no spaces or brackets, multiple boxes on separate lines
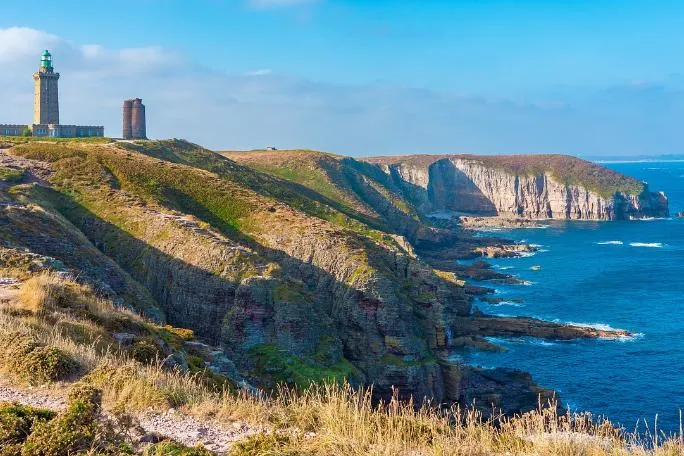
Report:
33,50,60,125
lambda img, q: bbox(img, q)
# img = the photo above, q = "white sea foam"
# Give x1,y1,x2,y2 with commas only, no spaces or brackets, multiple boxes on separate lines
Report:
562,321,619,332
558,321,642,341
492,301,524,307
629,242,663,248
523,224,551,229
531,340,557,347
629,216,671,221
596,240,624,245
617,332,645,342
520,280,536,286
517,251,537,258
494,265,514,270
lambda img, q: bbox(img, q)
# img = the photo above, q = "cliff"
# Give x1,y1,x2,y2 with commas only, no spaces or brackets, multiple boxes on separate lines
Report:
0,140,639,420
363,154,669,220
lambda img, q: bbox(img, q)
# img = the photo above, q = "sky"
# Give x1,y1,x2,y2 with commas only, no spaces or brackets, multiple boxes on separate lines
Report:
1,0,684,156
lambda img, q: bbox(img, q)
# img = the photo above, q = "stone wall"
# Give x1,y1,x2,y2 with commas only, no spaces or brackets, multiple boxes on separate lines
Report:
0,125,28,136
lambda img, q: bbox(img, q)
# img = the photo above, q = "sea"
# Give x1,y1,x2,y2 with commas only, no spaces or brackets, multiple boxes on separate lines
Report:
453,161,684,434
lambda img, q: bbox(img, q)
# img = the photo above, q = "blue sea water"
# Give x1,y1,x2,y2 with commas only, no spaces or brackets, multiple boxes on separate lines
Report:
457,161,684,433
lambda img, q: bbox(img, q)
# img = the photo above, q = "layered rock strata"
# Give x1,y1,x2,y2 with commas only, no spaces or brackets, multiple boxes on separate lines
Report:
364,155,669,220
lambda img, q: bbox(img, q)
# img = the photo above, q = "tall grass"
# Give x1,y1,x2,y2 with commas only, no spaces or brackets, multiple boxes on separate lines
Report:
3,276,684,454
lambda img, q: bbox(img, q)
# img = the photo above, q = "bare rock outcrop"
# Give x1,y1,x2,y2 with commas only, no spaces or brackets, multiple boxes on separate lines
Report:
364,155,669,220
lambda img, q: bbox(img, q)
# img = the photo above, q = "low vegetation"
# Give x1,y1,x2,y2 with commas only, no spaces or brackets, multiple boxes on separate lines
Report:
0,272,683,454
0,166,25,184
0,136,112,145
472,154,646,197
0,139,677,454
0,331,80,385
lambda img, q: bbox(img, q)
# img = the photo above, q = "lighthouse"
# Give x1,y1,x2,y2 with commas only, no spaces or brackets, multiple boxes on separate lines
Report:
33,50,60,126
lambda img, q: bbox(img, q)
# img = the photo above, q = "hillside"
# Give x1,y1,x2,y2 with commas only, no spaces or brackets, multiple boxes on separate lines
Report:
0,139,672,454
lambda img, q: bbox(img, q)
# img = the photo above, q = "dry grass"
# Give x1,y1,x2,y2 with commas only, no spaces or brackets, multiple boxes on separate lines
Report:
3,273,684,455
16,272,119,319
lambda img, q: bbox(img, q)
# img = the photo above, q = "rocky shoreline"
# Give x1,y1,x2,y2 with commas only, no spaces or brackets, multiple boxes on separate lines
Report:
454,314,632,341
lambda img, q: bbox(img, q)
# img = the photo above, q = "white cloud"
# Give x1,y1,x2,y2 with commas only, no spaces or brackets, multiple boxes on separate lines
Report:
2,26,684,157
0,27,60,62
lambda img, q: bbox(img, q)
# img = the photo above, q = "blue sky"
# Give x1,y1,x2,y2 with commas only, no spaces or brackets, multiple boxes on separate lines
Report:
2,0,684,156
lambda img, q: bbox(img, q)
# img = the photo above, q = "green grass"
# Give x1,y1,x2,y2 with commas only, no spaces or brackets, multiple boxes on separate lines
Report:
143,441,214,455
120,141,408,248
0,403,56,447
0,135,113,145
274,281,312,303
0,166,25,183
474,154,646,197
249,344,358,389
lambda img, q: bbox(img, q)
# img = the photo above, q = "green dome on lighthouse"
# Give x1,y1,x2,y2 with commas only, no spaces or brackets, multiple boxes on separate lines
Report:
40,50,53,69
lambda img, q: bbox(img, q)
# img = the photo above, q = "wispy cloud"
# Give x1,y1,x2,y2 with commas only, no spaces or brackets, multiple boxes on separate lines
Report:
0,27,60,61
2,26,683,157
246,69,273,76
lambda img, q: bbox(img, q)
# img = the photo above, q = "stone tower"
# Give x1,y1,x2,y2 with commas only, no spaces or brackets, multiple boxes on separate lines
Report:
33,50,60,125
122,98,146,139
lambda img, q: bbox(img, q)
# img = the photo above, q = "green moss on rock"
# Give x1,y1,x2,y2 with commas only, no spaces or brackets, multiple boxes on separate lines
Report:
249,344,357,389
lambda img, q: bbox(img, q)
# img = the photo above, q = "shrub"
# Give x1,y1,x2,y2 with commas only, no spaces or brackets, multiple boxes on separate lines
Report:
143,440,214,455
0,403,55,446
16,272,105,317
17,273,71,314
21,386,100,455
85,363,182,411
130,338,162,364
229,433,302,456
19,346,80,385
20,384,131,456
0,332,80,385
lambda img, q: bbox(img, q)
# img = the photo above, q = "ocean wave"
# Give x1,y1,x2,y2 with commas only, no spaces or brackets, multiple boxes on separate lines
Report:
596,240,624,245
617,332,645,342
629,242,663,248
521,280,536,286
517,251,537,258
488,301,524,307
494,265,514,270
558,321,643,341
485,337,556,347
531,340,557,347
523,224,550,229
561,321,620,332
629,216,671,221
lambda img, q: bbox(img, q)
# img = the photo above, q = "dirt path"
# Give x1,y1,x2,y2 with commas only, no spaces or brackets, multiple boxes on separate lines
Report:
0,382,262,454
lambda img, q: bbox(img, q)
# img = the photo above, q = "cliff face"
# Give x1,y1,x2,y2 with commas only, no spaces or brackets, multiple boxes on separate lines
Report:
368,155,669,220
1,142,644,419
